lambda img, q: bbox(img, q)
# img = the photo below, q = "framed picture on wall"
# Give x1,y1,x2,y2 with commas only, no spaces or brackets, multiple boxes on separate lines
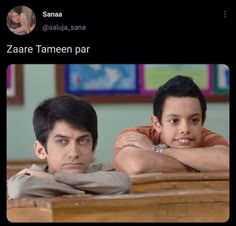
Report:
64,64,138,94
56,64,145,103
214,64,229,94
138,64,214,96
56,64,229,103
7,64,24,105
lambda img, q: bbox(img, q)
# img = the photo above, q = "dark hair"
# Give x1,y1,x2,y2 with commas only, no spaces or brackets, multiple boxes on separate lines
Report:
13,6,22,15
153,75,207,124
33,94,98,151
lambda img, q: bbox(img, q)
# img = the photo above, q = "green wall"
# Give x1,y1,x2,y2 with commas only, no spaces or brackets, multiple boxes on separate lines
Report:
7,64,229,162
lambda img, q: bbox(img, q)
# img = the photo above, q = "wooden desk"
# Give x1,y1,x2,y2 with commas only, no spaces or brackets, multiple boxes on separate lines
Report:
7,188,229,222
7,159,46,166
130,171,229,193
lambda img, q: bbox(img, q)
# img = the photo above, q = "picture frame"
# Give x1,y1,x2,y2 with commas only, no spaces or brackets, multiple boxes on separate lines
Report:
7,64,24,105
214,64,229,94
56,64,229,103
138,64,214,95
64,64,138,95
56,64,151,103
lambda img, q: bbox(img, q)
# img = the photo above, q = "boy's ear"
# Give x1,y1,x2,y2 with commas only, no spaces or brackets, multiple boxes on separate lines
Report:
151,115,162,133
34,140,47,160
92,143,97,154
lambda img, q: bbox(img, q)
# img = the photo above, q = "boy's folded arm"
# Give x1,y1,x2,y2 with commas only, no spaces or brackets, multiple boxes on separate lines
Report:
55,171,132,194
7,174,85,199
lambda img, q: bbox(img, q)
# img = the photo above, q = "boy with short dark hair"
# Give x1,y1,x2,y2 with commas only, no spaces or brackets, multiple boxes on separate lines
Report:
8,94,131,199
114,75,229,174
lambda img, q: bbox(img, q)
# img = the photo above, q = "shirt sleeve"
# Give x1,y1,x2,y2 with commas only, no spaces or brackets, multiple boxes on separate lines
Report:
201,128,229,147
54,171,132,195
7,174,85,199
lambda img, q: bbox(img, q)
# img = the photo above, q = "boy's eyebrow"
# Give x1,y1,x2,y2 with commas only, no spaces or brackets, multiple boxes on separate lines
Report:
190,113,201,117
166,114,178,117
167,113,201,117
54,134,92,139
54,134,68,138
76,134,92,139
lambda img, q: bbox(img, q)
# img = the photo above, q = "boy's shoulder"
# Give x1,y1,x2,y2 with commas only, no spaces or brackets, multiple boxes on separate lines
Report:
30,163,47,171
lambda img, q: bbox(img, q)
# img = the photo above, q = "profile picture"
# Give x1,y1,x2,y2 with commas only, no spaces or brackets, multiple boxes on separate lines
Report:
7,6,36,35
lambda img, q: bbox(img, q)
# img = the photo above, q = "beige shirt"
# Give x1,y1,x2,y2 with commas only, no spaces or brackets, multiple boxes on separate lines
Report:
7,163,131,199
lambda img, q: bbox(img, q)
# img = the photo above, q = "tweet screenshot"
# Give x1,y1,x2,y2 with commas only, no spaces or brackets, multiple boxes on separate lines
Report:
3,2,231,223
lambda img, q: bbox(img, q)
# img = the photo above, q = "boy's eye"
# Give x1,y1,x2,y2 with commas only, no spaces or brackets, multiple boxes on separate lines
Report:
169,119,178,123
56,139,68,145
78,138,91,145
191,118,200,123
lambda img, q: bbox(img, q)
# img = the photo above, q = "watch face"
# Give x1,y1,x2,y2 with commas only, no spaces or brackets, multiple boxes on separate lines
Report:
156,144,163,150
155,144,167,153
156,144,165,150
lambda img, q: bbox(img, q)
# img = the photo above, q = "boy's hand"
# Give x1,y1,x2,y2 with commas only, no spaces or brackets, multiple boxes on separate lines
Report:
115,131,155,151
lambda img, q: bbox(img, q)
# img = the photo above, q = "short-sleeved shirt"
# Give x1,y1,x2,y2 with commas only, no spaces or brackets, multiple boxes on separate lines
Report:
113,126,229,170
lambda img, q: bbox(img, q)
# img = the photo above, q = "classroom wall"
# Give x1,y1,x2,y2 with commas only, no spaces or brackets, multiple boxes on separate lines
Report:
7,64,230,163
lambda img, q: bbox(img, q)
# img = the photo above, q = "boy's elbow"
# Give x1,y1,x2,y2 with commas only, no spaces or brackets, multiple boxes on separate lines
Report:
222,160,229,171
123,176,132,193
219,150,229,171
7,176,30,199
8,188,24,199
116,174,132,194
7,181,25,199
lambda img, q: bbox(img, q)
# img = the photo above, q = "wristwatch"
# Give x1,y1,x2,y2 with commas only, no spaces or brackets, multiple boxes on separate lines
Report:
155,144,168,154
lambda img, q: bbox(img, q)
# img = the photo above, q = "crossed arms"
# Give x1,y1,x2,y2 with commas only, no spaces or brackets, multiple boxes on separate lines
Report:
114,132,229,175
7,167,131,199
